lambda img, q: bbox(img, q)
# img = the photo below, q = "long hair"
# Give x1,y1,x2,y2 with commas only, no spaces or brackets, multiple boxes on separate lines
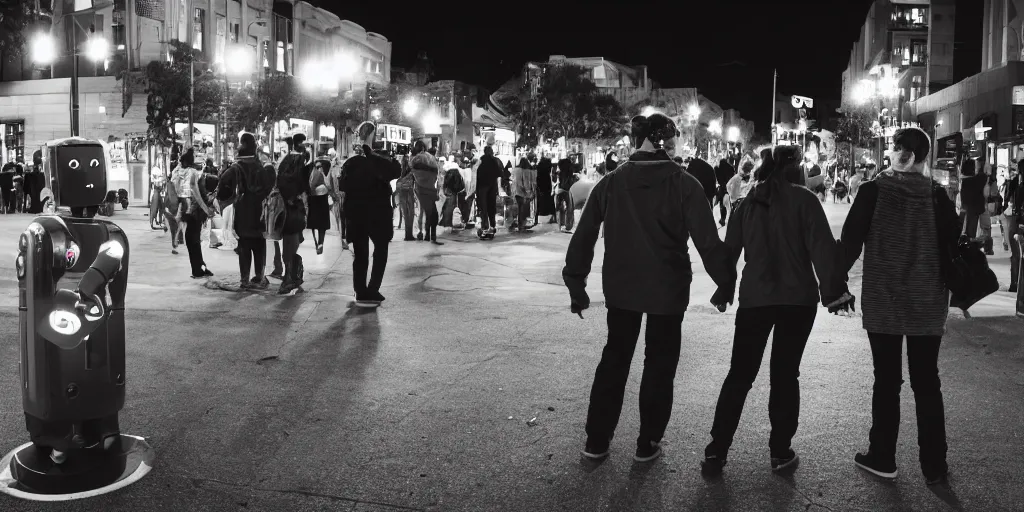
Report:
754,148,774,181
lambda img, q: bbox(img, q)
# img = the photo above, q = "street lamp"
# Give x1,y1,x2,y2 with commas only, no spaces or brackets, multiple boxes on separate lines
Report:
371,108,381,120
688,104,701,119
31,30,109,137
403,98,419,118
727,126,740,142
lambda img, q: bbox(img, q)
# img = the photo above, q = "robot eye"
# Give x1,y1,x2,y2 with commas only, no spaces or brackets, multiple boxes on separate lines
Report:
90,159,99,168
68,159,80,169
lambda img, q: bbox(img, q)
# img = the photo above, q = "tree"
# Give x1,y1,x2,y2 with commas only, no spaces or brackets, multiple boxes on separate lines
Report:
143,41,223,146
495,92,537,148
835,104,876,168
0,2,34,58
532,63,627,145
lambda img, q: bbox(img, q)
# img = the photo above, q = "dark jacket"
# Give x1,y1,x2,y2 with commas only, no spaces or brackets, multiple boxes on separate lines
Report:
686,158,718,200
277,152,311,202
340,145,401,212
536,158,554,193
715,160,735,189
563,150,733,316
217,156,275,239
719,163,847,308
960,159,986,215
1005,175,1022,216
476,154,504,190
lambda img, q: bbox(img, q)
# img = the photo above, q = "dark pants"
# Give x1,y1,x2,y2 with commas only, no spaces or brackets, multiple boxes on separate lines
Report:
398,189,416,238
585,307,685,448
183,215,207,276
1003,214,1020,286
271,241,283,275
709,305,817,457
351,231,390,297
70,206,99,218
477,185,498,231
281,232,302,273
961,210,981,239
515,195,530,230
461,192,475,227
866,333,947,470
418,193,439,240
715,189,728,224
556,190,574,230
237,237,267,281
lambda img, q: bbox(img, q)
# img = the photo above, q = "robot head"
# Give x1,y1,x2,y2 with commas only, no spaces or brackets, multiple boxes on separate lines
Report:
43,138,108,208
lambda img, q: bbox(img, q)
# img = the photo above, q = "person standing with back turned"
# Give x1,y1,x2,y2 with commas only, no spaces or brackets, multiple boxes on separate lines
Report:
564,113,733,463
340,121,402,308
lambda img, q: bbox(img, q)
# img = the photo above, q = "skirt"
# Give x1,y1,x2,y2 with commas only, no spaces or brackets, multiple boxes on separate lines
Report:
306,194,331,230
536,189,556,216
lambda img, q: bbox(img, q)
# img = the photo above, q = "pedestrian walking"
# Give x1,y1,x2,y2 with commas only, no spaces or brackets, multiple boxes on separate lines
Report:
512,156,537,233
328,155,349,251
216,132,275,290
564,113,733,463
701,145,851,476
475,146,503,239
411,141,441,244
176,148,216,279
340,121,401,307
307,158,332,255
714,159,735,226
686,156,718,206
1001,162,1022,292
554,158,578,233
275,134,312,295
535,154,556,225
838,127,955,486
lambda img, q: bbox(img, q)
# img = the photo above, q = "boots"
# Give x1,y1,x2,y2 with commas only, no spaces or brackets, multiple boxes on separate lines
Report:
984,237,995,256
277,255,304,295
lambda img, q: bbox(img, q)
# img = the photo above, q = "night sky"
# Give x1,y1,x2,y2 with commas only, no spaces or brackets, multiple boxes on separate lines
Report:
313,0,984,135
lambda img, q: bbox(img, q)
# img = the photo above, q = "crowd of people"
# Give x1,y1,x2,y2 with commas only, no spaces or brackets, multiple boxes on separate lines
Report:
561,112,1000,487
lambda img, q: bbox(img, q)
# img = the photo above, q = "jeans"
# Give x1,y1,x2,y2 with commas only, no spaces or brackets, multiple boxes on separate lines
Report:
398,189,416,238
962,210,981,240
866,333,947,471
237,237,267,281
461,193,476,226
477,186,498,231
585,307,685,448
271,241,283,275
351,230,390,297
1002,214,1021,286
183,214,207,276
556,190,574,230
515,195,530,230
281,232,302,275
418,193,439,241
709,305,817,457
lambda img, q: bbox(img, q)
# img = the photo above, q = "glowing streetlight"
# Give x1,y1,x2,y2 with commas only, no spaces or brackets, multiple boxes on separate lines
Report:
708,119,722,136
226,46,253,75
85,37,109,62
31,32,56,65
688,104,701,119
371,108,382,120
727,126,740,142
403,98,419,117
335,53,358,79
852,79,874,104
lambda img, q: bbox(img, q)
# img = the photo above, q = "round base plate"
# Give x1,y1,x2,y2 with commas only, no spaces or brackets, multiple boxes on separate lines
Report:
0,434,154,501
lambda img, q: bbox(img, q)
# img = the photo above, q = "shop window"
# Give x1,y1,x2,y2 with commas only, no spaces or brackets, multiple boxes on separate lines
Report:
3,122,26,166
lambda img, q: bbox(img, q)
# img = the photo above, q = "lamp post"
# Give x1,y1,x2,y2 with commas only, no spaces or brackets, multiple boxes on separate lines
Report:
708,119,722,160
853,74,899,169
688,103,701,154
32,29,110,137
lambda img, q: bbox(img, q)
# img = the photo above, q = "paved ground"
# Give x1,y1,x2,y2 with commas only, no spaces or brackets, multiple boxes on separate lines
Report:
0,202,1021,512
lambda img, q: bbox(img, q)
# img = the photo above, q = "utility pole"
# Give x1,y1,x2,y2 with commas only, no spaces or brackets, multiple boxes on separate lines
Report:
771,68,777,146
187,0,195,152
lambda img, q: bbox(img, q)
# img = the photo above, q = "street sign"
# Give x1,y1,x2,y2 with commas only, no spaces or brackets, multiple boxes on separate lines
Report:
791,95,814,109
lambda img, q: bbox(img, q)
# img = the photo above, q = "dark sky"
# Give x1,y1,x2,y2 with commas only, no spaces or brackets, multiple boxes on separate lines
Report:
313,0,983,135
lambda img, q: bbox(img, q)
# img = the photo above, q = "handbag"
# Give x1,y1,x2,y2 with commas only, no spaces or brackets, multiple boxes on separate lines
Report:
935,189,1000,310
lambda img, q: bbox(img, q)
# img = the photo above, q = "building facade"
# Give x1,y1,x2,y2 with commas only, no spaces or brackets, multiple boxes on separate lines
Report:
0,0,391,203
908,0,1024,175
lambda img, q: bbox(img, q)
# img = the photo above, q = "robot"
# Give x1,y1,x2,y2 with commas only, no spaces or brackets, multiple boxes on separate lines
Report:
1,137,152,499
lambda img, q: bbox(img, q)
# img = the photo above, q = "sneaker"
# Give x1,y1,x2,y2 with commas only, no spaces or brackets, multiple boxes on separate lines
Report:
431,239,444,245
404,236,416,241
634,441,662,463
250,276,269,290
354,294,381,308
238,279,252,290
368,291,386,304
581,438,610,460
923,461,949,486
203,269,214,277
416,232,424,241
771,449,799,471
316,244,324,255
854,452,898,479
269,270,284,280
1010,283,1018,293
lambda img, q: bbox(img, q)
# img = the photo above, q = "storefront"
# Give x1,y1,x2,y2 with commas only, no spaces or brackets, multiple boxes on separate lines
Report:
478,127,515,166
377,123,412,155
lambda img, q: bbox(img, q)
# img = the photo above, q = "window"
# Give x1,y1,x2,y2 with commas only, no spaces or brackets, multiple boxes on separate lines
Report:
910,76,923,102
229,22,239,43
3,122,26,166
911,40,927,65
193,8,204,51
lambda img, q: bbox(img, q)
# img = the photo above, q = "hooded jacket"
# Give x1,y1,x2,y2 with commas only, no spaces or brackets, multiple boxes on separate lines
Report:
217,156,275,238
718,160,848,308
563,150,733,315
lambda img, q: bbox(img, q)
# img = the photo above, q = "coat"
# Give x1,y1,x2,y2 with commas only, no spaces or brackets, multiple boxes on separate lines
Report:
217,156,275,239
512,166,537,199
563,150,733,315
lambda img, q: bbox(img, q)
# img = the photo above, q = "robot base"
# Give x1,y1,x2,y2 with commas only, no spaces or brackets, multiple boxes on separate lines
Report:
0,435,153,501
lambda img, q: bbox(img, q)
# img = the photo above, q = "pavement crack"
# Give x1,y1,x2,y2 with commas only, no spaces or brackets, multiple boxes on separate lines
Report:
187,475,426,511
787,483,835,512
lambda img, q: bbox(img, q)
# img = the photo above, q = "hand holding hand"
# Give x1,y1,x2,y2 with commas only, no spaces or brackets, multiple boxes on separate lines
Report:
826,293,856,315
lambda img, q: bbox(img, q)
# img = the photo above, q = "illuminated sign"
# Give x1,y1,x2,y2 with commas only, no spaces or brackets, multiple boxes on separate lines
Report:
791,95,814,109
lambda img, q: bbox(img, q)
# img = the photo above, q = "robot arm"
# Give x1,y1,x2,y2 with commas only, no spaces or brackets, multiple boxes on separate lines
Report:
41,241,124,349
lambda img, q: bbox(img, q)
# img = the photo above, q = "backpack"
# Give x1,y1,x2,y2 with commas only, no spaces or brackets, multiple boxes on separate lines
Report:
261,188,286,240
163,175,179,206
